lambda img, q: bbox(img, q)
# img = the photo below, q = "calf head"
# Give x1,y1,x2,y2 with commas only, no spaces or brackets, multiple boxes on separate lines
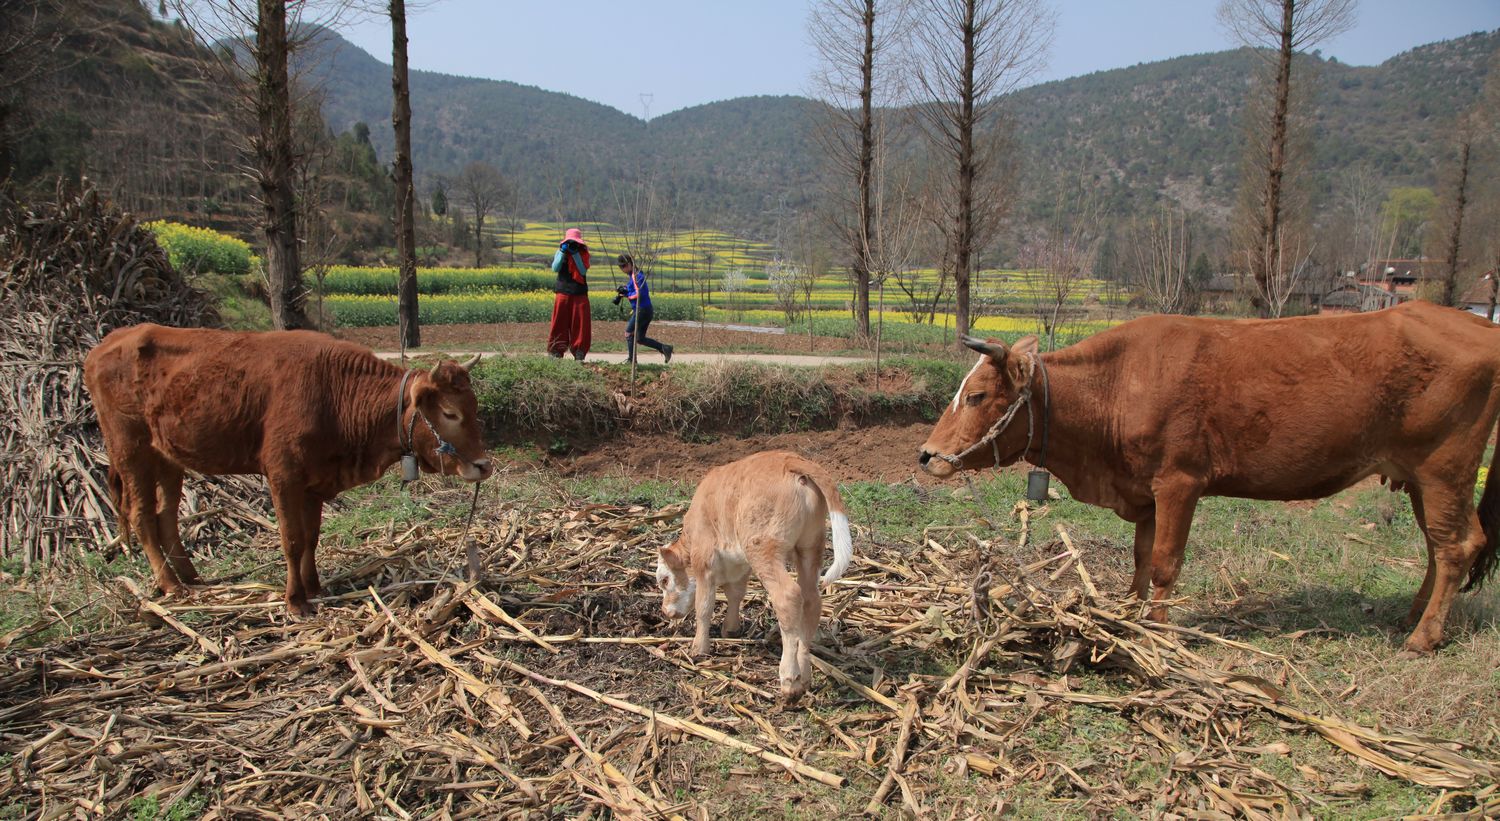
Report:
406,355,493,481
655,539,696,621
918,334,1040,478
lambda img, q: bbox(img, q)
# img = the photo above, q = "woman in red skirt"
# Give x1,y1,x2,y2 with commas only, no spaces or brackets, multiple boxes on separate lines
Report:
547,227,592,360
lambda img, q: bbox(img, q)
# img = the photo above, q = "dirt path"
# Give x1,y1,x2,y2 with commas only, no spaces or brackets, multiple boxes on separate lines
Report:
374,350,871,367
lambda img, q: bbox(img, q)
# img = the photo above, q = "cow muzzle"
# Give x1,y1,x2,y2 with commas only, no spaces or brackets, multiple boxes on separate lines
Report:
459,457,493,482
918,448,957,478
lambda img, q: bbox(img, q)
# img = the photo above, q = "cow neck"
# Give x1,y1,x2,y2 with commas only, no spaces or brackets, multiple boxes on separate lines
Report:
1024,346,1124,508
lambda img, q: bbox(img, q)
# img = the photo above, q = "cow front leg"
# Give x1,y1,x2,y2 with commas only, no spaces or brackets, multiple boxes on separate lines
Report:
722,576,748,638
155,462,200,586
1147,482,1201,623
691,567,716,657
1130,517,1156,602
269,482,312,617
300,496,324,601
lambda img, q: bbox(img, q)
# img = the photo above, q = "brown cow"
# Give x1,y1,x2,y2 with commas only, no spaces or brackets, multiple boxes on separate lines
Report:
84,324,492,615
918,301,1500,654
656,451,853,701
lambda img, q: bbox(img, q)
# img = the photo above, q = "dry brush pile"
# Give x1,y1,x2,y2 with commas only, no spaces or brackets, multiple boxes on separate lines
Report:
0,186,271,566
1,489,1495,819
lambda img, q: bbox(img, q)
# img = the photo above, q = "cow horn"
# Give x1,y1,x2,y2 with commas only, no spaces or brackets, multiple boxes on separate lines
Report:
459,354,482,372
961,334,1008,360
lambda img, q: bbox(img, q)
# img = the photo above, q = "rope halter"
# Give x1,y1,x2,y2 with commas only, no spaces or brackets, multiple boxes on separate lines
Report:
933,352,1048,470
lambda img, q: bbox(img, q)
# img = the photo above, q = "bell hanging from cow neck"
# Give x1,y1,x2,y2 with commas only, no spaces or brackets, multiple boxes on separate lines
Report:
401,453,419,483
1025,468,1051,502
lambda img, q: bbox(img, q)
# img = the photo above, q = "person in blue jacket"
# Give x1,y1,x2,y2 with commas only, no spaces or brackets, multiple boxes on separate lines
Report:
613,254,673,364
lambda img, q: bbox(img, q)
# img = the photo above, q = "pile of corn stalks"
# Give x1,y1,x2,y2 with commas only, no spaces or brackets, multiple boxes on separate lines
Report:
0,185,270,565
1,492,1494,819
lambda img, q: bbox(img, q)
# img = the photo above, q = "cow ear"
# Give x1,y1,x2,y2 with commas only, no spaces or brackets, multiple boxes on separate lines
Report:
660,539,685,568
1005,335,1041,385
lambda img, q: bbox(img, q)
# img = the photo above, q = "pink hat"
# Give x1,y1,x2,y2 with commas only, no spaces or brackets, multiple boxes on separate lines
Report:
564,227,586,245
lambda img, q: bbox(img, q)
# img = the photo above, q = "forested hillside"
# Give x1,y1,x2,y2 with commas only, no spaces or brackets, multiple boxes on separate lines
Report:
308,26,1497,237
6,1,1495,246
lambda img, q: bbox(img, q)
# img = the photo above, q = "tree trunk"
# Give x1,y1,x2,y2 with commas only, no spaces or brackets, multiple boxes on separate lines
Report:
391,0,420,348
853,0,876,338
953,0,977,343
1441,139,1471,308
474,213,484,267
256,0,307,330
1253,0,1296,317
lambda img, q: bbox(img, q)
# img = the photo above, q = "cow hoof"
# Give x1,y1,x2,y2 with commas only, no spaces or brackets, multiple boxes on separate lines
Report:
779,678,807,703
286,600,318,619
690,641,711,658
722,624,744,639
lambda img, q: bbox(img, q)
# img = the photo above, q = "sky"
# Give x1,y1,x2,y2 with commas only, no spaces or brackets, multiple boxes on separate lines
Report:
338,0,1500,118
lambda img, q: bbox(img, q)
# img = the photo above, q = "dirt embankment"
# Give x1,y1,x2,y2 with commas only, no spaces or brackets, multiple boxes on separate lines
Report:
557,422,941,483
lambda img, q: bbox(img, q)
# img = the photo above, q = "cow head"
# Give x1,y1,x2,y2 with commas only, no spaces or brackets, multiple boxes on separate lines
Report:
655,539,695,621
918,334,1040,478
407,355,493,482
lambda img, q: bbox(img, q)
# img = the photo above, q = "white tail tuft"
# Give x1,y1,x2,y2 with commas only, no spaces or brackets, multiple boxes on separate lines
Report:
821,510,853,585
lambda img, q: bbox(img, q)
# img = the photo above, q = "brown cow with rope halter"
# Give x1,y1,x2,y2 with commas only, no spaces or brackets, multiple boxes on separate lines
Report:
85,325,492,615
918,301,1500,654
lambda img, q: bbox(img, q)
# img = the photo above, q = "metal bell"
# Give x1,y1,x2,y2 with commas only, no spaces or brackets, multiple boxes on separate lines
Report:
401,453,419,482
1025,469,1051,502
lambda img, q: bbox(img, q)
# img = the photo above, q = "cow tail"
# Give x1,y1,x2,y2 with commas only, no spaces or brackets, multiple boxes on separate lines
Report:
1465,430,1500,592
107,465,131,547
801,471,853,585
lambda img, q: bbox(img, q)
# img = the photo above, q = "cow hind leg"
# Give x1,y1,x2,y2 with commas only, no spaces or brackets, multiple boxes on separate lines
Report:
793,540,822,695
154,462,200,586
1404,485,1484,654
1147,482,1201,623
749,539,807,702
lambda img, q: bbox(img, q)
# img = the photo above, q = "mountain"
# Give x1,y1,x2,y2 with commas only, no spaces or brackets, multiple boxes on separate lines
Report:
303,26,1498,240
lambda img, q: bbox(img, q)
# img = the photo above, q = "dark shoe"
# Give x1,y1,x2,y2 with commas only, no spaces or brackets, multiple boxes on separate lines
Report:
663,345,674,364
573,353,586,362
548,351,563,359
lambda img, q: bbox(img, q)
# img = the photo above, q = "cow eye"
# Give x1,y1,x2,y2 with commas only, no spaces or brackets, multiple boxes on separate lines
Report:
965,392,986,406
442,410,460,422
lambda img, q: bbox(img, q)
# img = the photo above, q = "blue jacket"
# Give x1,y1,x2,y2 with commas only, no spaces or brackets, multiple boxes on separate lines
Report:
624,267,652,310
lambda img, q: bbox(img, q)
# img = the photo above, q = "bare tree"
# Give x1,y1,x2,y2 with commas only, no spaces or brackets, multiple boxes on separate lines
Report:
1130,204,1194,314
809,0,909,337
1024,175,1105,348
1219,0,1355,317
390,0,419,347
455,160,507,267
1250,226,1316,318
908,0,1055,343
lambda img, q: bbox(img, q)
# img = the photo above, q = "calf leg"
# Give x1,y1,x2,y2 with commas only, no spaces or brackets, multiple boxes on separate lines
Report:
1147,482,1201,622
722,576,749,638
300,496,324,600
1404,484,1484,653
793,541,823,695
749,540,808,702
154,462,200,585
691,566,716,656
119,455,184,596
1130,517,1156,601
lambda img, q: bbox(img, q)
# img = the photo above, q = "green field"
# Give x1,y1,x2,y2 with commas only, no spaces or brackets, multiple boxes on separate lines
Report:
315,221,1129,338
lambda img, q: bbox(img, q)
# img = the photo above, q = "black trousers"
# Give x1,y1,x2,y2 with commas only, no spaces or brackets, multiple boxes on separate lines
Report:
626,304,666,360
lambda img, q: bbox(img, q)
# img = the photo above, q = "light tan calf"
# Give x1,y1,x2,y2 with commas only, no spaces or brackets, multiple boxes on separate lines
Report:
656,451,853,701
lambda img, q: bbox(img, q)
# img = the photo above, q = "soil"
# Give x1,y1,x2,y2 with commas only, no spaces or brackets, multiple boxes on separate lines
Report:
554,421,960,484
335,321,945,356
